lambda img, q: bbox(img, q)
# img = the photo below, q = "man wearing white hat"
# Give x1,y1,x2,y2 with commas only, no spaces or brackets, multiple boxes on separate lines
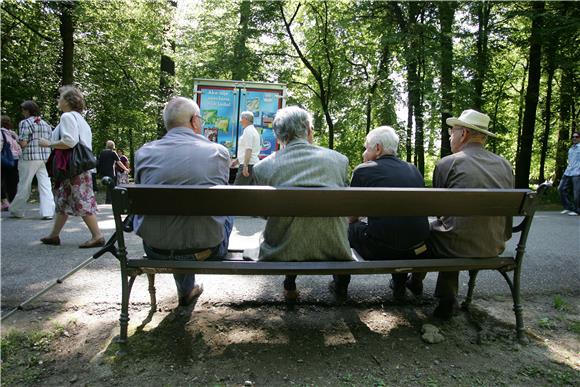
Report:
414,109,514,319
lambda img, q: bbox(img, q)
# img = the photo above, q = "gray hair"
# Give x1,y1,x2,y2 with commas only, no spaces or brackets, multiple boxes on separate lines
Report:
106,140,115,150
240,111,254,123
163,97,199,130
272,106,312,144
366,126,399,156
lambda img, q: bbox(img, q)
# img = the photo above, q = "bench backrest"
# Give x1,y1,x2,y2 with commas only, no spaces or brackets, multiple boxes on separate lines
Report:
112,185,536,218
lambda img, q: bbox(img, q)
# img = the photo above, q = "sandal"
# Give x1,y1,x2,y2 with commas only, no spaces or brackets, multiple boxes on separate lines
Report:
78,237,105,249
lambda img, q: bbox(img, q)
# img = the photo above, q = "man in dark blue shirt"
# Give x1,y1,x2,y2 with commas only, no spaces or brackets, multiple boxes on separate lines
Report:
331,126,429,301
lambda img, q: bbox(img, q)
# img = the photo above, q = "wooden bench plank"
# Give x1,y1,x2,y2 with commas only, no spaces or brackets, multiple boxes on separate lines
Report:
116,185,530,217
126,257,516,275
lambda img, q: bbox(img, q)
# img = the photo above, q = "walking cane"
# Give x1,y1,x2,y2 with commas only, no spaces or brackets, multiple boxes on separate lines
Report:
1,214,133,321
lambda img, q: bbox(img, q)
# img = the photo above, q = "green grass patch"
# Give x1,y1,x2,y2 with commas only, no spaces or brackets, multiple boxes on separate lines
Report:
553,295,570,312
568,321,580,335
538,317,557,330
1,325,64,386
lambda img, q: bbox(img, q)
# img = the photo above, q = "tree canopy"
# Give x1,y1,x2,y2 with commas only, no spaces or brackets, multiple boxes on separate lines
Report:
2,0,579,187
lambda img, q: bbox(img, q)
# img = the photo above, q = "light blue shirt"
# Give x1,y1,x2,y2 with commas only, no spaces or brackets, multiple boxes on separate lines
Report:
133,127,231,250
564,143,580,176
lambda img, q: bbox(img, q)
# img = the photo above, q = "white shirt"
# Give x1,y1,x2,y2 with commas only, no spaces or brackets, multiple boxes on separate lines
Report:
236,124,261,165
51,111,93,150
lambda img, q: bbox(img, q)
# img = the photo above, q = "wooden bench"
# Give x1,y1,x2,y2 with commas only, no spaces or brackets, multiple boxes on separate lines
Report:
107,182,548,353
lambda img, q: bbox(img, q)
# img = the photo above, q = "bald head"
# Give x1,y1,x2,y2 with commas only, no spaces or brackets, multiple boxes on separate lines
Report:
163,97,200,131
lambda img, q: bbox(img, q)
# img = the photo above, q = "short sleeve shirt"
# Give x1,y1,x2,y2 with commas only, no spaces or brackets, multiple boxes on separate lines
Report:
18,116,52,161
236,125,261,165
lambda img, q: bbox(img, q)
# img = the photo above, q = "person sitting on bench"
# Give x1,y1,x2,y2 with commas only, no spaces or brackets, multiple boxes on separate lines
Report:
416,109,515,319
133,97,233,307
346,126,429,301
252,105,353,301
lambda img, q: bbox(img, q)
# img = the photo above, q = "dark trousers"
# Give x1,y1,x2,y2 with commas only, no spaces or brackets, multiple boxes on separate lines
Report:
559,174,580,212
348,221,428,289
233,165,254,185
283,274,350,291
1,161,19,202
105,175,116,204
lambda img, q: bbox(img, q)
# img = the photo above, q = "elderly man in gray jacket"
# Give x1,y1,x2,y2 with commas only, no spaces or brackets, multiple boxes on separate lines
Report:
252,106,353,301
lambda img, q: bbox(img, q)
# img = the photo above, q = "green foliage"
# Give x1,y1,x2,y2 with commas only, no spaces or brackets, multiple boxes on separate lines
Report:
1,0,578,179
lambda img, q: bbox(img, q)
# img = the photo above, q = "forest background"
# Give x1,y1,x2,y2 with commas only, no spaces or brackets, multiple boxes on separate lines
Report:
1,0,579,188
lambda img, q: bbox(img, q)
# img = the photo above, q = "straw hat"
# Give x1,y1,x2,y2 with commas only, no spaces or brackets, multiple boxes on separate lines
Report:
446,109,496,138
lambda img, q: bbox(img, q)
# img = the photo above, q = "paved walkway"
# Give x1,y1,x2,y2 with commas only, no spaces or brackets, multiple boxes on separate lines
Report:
1,202,579,314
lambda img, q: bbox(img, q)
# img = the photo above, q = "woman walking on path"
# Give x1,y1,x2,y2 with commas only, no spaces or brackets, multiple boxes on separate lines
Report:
38,85,104,248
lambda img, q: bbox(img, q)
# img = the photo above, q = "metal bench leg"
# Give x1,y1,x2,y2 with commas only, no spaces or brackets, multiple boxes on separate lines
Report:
147,274,157,310
462,270,479,310
117,274,137,355
512,266,525,341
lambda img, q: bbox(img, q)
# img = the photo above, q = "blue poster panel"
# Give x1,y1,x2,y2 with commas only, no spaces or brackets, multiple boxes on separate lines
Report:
241,89,282,158
197,87,239,156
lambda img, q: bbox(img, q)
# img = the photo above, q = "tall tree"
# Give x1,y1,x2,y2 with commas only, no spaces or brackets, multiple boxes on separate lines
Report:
473,1,491,110
538,22,557,183
515,1,545,188
438,1,455,158
58,1,75,85
157,0,177,139
279,1,339,149
232,0,251,80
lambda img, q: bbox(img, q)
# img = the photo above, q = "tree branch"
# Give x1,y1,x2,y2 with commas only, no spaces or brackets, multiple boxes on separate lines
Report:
1,4,55,42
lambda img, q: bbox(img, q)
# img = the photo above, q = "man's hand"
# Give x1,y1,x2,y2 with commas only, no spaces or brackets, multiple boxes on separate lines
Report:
38,138,51,147
230,159,239,168
242,164,250,177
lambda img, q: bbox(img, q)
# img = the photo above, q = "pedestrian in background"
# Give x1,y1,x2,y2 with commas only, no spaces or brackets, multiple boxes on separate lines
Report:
9,100,55,220
559,131,580,216
1,115,21,211
38,85,104,248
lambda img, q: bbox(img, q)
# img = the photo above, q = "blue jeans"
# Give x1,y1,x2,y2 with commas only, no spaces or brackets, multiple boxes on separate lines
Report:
143,216,233,298
559,175,580,212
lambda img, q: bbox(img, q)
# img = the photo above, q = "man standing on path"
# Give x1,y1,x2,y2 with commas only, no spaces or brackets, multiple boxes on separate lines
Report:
9,100,55,220
231,111,261,185
558,131,580,216
417,109,514,319
133,97,233,307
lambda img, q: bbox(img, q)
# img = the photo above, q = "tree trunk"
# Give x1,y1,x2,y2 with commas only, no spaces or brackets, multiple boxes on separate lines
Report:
538,33,557,183
232,0,251,80
515,61,528,167
59,2,74,85
406,76,414,163
473,1,491,110
438,1,455,158
157,0,177,139
515,1,545,189
555,67,573,183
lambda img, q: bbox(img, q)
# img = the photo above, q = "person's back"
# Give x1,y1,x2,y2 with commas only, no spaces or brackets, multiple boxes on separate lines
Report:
253,138,352,261
135,127,230,250
352,156,429,248
347,126,429,300
430,143,514,258
425,109,514,320
134,96,232,307
251,105,352,301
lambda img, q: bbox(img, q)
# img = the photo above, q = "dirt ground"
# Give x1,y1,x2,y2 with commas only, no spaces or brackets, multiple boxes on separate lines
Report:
2,290,579,386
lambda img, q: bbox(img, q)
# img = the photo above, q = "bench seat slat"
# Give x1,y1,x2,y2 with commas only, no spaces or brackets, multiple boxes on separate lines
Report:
126,257,516,275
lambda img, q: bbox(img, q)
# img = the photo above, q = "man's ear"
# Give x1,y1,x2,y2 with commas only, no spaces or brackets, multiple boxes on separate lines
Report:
375,143,383,157
307,125,313,144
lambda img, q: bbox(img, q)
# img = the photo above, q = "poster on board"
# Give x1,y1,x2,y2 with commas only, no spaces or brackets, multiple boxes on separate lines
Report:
194,79,286,159
196,87,239,156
